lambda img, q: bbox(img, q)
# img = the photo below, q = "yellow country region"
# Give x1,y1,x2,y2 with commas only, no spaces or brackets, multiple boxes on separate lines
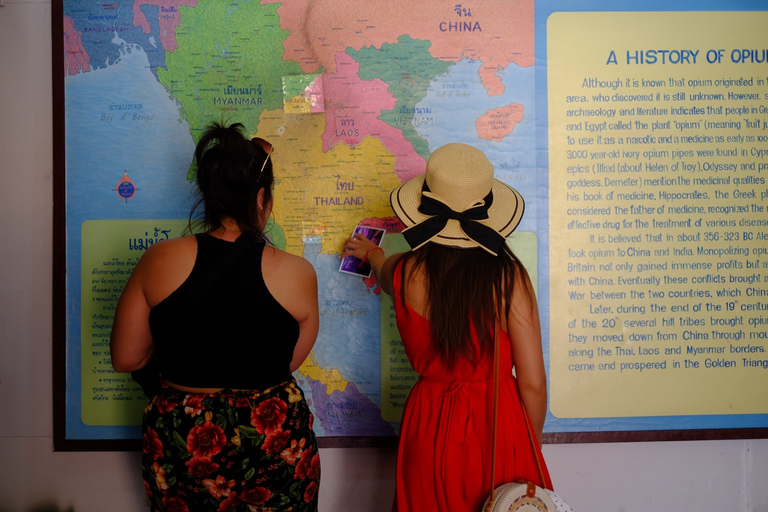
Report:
254,109,402,256
299,356,348,395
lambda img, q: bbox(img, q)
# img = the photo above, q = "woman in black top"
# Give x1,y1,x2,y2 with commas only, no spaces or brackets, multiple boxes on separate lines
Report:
111,121,320,511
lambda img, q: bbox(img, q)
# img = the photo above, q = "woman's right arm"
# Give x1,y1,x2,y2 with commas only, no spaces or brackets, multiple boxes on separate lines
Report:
261,248,320,372
507,265,548,444
341,234,402,296
287,257,320,372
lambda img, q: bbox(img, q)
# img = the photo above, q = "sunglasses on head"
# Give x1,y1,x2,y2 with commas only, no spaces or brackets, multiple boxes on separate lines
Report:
252,137,274,175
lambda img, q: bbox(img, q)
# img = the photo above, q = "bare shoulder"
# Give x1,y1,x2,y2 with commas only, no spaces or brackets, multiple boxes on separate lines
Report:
261,246,318,321
506,257,530,288
134,235,196,272
141,234,196,258
262,246,317,281
131,235,198,307
508,259,540,328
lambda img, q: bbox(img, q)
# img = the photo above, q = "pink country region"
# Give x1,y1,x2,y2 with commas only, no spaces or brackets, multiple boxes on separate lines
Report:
321,53,426,183
63,17,91,75
476,103,524,142
266,0,533,96
133,0,198,52
307,77,326,113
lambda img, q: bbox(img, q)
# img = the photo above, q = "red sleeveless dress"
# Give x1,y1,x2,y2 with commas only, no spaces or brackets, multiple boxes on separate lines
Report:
392,263,552,512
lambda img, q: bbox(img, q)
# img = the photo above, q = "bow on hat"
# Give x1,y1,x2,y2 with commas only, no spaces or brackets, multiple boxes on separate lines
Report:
402,182,506,256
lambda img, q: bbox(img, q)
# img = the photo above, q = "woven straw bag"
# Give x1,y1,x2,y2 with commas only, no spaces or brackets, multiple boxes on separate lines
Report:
482,479,572,511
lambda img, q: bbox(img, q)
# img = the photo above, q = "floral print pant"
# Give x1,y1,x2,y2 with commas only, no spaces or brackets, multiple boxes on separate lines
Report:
142,379,319,512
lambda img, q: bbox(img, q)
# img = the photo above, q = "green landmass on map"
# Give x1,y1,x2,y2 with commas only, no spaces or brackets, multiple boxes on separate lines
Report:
264,217,286,250
157,1,304,179
347,35,452,161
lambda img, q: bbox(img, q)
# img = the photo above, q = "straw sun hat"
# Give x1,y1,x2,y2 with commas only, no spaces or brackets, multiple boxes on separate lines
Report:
390,143,524,256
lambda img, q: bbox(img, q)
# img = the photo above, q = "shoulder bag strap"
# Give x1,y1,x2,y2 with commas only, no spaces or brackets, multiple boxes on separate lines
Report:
485,323,547,511
485,323,501,512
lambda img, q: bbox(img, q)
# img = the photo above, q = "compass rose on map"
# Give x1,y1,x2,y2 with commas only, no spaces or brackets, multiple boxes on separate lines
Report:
113,171,138,202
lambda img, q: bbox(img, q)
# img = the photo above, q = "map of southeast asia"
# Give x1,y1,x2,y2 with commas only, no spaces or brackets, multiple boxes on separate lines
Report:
63,0,536,440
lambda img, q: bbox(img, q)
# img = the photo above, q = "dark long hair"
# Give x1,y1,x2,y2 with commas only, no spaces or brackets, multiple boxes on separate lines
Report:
397,242,530,370
188,121,273,239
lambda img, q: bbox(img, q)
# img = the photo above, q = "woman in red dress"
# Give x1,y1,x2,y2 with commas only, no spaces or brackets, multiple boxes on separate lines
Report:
343,143,553,512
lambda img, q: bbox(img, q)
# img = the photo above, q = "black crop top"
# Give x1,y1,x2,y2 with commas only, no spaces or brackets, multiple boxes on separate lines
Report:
149,233,300,389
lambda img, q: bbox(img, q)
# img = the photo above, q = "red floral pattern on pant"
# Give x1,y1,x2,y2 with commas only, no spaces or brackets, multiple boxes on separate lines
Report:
142,379,320,512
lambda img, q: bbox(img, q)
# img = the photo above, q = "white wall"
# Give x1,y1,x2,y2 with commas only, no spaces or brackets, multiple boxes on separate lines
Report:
1,2,766,511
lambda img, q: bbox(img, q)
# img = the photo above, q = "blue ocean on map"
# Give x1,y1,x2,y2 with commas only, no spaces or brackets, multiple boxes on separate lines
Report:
65,37,196,224
303,238,383,403
413,58,538,233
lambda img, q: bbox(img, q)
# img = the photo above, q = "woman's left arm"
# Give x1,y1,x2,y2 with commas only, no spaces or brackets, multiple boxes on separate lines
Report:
507,265,548,444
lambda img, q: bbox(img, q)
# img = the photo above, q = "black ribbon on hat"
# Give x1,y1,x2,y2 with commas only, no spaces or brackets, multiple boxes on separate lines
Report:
402,182,506,255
